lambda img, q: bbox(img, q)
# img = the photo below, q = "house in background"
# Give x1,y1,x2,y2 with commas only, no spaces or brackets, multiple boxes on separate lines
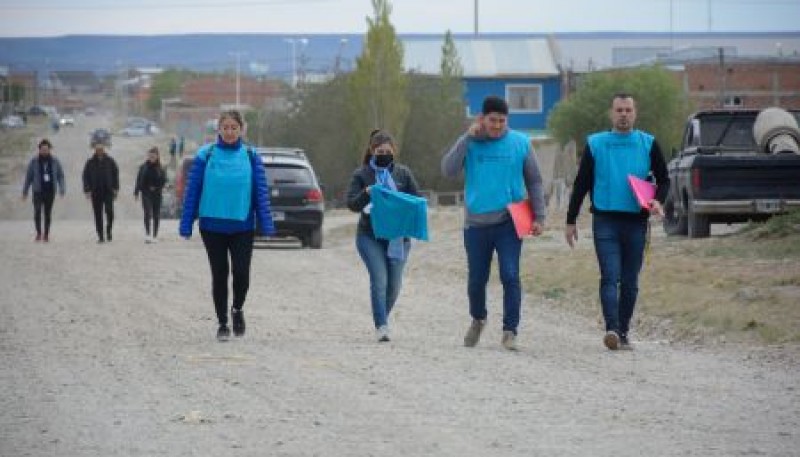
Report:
403,36,562,135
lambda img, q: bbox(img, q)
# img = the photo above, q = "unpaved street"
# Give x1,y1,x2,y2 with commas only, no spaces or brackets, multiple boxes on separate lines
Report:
1,118,798,456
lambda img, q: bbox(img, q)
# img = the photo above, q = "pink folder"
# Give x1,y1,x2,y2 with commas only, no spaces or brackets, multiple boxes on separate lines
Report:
628,175,656,209
507,199,535,239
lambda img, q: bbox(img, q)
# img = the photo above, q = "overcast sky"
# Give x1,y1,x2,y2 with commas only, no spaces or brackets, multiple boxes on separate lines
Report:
1,0,798,37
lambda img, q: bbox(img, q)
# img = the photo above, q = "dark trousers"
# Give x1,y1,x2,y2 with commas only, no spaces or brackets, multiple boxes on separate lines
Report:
463,218,523,333
592,214,648,337
33,191,55,236
200,230,254,326
141,192,162,237
91,193,114,241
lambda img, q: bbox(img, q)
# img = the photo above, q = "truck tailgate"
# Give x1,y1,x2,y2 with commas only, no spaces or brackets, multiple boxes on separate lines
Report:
692,154,800,200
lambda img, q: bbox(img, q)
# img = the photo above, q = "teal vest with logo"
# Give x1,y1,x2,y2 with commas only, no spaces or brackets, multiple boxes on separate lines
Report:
588,130,653,213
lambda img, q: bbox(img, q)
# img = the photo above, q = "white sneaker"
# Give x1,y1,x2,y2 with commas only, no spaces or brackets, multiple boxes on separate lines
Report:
144,235,152,243
150,237,159,244
376,325,390,342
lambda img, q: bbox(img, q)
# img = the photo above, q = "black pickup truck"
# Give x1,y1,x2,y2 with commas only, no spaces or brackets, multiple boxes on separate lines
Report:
663,108,800,238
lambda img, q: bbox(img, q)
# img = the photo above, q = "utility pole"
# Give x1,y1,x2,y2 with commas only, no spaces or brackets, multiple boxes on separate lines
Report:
228,51,247,107
474,0,479,35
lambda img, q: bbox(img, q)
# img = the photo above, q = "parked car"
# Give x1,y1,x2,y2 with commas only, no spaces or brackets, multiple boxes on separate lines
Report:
59,115,75,126
1,115,25,129
257,147,325,248
172,147,325,248
120,124,150,137
89,128,112,146
28,105,47,116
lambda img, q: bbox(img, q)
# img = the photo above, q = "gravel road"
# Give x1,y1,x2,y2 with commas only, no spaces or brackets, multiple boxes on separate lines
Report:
1,116,798,456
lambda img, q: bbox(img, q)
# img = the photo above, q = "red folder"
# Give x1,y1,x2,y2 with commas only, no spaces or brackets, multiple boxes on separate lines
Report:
507,199,535,239
628,175,656,210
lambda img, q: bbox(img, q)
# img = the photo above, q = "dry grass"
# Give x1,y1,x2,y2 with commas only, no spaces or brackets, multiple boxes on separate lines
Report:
524,208,800,345
329,205,800,345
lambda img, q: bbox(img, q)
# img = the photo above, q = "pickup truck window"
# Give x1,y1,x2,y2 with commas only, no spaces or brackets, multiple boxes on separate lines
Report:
702,115,757,148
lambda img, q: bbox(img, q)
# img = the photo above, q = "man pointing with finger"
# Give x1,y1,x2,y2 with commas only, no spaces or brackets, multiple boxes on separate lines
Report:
565,92,669,350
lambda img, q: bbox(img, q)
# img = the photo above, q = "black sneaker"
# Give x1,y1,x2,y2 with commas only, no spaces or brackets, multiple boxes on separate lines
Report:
620,334,633,350
231,308,245,337
106,231,112,242
217,325,231,342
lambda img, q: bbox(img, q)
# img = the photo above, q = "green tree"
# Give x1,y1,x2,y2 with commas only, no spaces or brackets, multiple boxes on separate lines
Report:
401,30,467,190
146,69,189,113
548,65,689,158
348,0,409,153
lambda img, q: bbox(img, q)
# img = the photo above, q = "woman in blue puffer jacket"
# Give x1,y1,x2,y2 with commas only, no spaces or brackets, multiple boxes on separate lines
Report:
179,110,275,341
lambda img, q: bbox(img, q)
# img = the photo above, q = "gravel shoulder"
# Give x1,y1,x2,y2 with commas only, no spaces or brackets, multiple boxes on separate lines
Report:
1,120,798,456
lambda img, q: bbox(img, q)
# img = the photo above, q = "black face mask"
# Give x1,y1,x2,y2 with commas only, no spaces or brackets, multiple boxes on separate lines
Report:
374,154,394,168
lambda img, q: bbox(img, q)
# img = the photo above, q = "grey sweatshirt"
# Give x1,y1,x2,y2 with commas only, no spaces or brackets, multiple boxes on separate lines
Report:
441,131,546,228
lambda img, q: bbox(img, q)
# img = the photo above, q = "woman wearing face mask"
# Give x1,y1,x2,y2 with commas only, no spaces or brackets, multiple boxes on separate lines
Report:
346,130,421,342
134,146,167,243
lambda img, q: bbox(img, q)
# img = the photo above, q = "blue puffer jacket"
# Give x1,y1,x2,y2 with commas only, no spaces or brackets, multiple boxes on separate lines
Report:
179,137,275,237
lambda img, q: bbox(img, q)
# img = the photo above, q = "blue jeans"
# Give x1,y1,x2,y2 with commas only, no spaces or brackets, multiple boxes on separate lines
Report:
356,234,410,328
463,219,523,334
592,214,648,336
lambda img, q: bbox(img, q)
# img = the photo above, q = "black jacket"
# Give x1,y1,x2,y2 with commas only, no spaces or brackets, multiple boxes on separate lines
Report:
82,153,119,196
134,162,166,196
346,163,420,237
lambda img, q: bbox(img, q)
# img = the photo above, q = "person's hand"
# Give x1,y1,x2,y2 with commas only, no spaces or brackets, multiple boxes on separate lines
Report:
529,221,544,237
467,121,484,138
565,224,579,249
649,200,665,219
134,194,139,201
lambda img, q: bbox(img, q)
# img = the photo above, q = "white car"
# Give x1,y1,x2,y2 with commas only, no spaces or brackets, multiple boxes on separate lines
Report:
1,115,25,129
59,115,75,126
121,125,150,137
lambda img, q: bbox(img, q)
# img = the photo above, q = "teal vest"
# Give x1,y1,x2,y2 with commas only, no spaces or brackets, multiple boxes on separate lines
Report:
198,145,253,221
588,130,653,213
464,130,529,214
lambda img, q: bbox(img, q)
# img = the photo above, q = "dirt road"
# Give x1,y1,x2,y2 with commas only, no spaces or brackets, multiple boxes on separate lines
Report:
1,117,798,456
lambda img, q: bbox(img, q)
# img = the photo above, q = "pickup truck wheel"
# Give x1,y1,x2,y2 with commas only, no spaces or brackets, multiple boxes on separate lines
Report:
662,193,688,236
687,201,711,238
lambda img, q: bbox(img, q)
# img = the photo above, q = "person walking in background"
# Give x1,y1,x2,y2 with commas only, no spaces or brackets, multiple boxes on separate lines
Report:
178,136,185,158
168,137,177,168
82,130,119,243
21,138,66,242
179,110,275,342
441,95,546,351
565,92,669,350
134,146,167,243
346,130,421,343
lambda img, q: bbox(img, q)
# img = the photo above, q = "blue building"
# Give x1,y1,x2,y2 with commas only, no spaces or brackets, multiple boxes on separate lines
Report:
402,36,562,136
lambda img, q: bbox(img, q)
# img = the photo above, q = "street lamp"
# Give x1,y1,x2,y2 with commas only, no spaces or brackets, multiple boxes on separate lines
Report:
284,38,308,88
229,51,247,107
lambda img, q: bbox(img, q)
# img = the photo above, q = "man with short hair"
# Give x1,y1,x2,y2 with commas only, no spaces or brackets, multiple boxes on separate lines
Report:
83,131,119,243
565,93,669,350
442,95,546,351
22,139,66,242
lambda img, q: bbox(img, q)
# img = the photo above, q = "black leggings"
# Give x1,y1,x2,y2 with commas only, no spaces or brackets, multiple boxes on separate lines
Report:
91,193,114,240
200,230,254,326
141,192,162,237
33,191,55,236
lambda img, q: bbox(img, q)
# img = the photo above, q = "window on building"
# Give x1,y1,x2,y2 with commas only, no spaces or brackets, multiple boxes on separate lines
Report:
506,84,542,113
723,95,743,108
